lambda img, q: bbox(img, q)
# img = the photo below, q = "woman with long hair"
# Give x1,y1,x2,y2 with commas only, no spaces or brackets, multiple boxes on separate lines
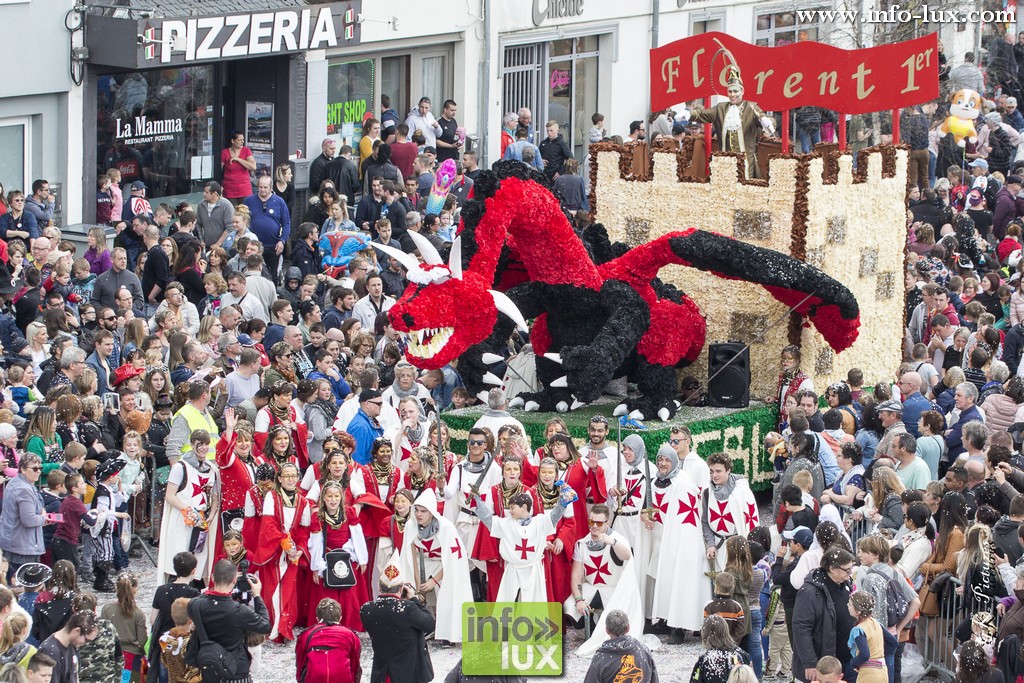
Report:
174,243,205,308
340,319,362,350
254,462,312,642
957,524,1007,608
308,480,368,631
85,225,112,275
725,534,762,677
350,437,408,585
690,614,750,683
919,492,968,620
405,447,440,504
166,332,189,371
160,237,179,273
24,322,48,375
534,417,568,465
305,379,338,467
54,394,83,452
24,407,63,476
305,447,352,503
861,465,906,533
222,206,254,254
528,456,576,605
855,399,886,466
273,163,295,212
427,420,458,479
206,246,231,280
0,613,32,667
221,130,256,204
898,501,937,581
196,315,223,361
122,318,146,353
142,368,170,410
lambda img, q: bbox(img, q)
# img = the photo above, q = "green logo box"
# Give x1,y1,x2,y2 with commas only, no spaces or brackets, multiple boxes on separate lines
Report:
462,602,563,676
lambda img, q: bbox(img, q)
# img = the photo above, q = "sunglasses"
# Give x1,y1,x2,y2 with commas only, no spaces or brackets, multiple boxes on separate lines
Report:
27,466,41,472
468,439,486,445
103,316,116,321
368,400,383,406
669,439,684,445
588,520,607,528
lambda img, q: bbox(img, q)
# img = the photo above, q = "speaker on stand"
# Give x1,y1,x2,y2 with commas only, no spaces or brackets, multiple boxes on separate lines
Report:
707,342,751,408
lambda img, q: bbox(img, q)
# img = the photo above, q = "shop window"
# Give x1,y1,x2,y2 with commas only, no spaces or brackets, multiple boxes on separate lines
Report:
755,8,826,46
327,59,375,147
96,66,214,206
0,119,28,194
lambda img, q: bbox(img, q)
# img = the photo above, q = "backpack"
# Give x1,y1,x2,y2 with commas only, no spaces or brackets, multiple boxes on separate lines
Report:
184,599,239,681
869,567,911,628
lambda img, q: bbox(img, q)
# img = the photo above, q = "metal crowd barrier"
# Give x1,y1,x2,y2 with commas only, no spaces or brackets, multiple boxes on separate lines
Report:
912,577,1000,682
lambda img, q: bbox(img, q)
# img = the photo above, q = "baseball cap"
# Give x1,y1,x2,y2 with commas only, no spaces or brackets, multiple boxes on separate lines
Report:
1008,175,1024,186
671,121,686,135
1009,97,1018,107
130,180,147,191
359,388,383,403
969,159,989,169
423,146,437,155
782,526,814,549
237,333,256,347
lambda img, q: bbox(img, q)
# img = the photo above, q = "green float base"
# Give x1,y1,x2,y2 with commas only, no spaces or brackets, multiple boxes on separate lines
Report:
440,400,779,491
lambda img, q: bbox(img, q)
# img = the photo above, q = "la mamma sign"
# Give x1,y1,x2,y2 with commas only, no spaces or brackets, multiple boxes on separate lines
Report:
140,1,361,66
650,32,938,114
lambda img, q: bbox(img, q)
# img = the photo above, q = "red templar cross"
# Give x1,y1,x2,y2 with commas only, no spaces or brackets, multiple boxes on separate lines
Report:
585,555,611,585
514,539,535,560
710,500,735,533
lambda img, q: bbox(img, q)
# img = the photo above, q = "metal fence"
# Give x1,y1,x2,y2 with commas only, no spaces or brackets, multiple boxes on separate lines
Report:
911,577,999,682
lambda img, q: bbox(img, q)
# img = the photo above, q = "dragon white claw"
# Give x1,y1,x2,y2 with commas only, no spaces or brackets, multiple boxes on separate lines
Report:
657,408,671,421
550,376,568,388
555,401,568,413
482,372,503,386
481,353,504,364
543,353,563,364
508,397,524,409
525,401,541,412
613,403,628,417
628,409,645,421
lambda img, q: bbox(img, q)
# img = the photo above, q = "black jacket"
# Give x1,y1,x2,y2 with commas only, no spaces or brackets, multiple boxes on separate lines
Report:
326,156,360,209
791,568,851,678
1004,323,1024,375
360,596,434,683
584,635,659,683
309,153,333,195
291,240,320,280
539,135,572,179
188,591,271,681
994,516,1024,565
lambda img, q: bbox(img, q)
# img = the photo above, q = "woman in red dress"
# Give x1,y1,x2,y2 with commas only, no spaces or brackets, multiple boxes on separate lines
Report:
254,381,310,469
308,481,368,631
350,438,407,589
255,462,312,643
531,457,577,604
534,417,569,465
214,409,266,554
306,449,353,505
471,457,541,601
220,130,256,203
260,425,299,473
548,433,600,544
300,434,355,494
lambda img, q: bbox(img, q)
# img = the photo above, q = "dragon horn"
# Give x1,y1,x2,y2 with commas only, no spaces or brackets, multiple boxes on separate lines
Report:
488,290,529,332
372,242,421,274
407,231,444,266
449,235,463,279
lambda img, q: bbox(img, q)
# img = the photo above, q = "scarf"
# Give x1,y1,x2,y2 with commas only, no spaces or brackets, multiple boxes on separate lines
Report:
395,513,409,534
227,547,246,566
279,487,298,508
311,397,337,423
501,480,523,509
275,364,297,384
322,504,345,529
269,403,290,423
409,470,430,491
537,481,559,510
371,459,394,486
418,518,439,539
389,380,420,402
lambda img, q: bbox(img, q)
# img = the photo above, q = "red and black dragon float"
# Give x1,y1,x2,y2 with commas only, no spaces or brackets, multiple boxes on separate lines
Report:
373,162,861,420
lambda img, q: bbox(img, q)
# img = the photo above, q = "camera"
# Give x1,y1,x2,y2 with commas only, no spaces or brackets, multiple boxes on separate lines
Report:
232,560,253,604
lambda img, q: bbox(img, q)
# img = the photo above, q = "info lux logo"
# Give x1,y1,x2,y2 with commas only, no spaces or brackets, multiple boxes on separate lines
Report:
463,603,563,675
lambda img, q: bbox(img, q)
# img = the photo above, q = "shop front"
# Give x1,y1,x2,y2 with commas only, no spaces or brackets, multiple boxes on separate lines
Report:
82,1,361,222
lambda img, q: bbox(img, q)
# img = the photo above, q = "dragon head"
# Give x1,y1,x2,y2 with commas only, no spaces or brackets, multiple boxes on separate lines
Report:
375,232,528,370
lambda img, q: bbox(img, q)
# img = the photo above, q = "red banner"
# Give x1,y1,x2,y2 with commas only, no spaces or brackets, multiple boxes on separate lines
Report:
650,32,939,114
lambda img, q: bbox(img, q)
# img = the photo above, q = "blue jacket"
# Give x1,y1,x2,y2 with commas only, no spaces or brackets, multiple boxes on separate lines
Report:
85,350,111,397
945,404,983,462
348,408,384,466
901,392,932,438
502,140,544,170
0,474,45,556
0,210,38,240
243,193,291,247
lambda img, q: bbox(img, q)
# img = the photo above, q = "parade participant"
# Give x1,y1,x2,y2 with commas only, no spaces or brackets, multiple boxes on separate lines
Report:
472,455,536,601
441,426,501,600
242,464,275,558
157,429,220,585
672,425,710,491
351,437,408,588
398,489,473,643
703,452,760,572
579,416,618,505
377,489,415,578
567,503,648,658
300,434,356,494
473,484,568,603
308,481,369,631
645,444,711,631
260,425,300,473
532,456,577,604
215,408,262,538
393,397,432,467
691,65,775,179
90,458,130,593
545,432,593,544
535,417,569,466
426,421,458,479
295,599,362,683
771,345,813,431
254,380,309,469
360,555,435,683
306,448,353,504
612,434,649,557
255,462,312,643
405,448,443,508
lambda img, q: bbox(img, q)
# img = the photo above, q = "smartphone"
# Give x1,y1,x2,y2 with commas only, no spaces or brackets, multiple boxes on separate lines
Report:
45,513,63,524
102,392,120,413
995,547,1007,559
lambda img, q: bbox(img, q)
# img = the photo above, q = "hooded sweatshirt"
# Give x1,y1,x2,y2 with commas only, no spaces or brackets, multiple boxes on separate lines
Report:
993,516,1024,564
583,635,659,683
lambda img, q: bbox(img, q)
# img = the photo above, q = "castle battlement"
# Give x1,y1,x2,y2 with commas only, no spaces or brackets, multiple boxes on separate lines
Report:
591,142,908,396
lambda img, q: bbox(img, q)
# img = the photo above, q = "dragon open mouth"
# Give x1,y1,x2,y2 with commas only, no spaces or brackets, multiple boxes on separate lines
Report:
406,327,455,359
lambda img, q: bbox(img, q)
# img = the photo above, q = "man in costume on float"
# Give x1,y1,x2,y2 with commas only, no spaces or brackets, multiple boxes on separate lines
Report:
398,488,472,643
566,503,648,658
643,444,710,631
473,484,570,603
440,426,501,601
579,416,618,511
701,451,759,573
691,63,776,178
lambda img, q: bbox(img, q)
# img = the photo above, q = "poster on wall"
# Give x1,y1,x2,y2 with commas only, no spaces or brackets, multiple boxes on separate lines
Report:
245,102,274,150
326,59,374,147
253,151,274,179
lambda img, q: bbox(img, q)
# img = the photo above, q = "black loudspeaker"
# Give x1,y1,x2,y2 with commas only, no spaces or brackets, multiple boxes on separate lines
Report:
707,342,751,408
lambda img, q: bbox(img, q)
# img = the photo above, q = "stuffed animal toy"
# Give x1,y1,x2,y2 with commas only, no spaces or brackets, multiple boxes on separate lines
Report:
938,88,981,147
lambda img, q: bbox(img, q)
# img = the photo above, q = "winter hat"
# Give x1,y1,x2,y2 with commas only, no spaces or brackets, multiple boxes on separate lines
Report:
622,434,647,465
985,112,1003,125
968,189,984,207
